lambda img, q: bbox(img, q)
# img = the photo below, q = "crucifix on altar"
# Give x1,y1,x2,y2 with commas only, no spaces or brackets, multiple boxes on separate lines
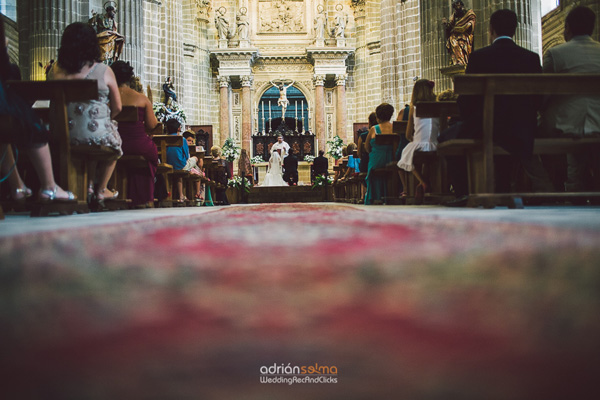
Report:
270,78,295,127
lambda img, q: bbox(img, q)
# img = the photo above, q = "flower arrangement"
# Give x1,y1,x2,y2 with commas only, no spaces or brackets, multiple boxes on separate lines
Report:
326,135,344,160
250,155,265,165
227,175,252,192
312,174,333,189
153,101,187,124
221,137,241,162
304,155,316,164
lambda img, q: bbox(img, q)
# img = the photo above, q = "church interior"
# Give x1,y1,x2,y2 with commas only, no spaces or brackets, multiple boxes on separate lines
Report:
1,0,600,399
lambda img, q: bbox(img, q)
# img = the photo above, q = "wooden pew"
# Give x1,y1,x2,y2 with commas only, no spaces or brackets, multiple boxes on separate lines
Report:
443,73,600,208
5,80,102,216
371,133,402,204
152,134,180,206
113,106,151,208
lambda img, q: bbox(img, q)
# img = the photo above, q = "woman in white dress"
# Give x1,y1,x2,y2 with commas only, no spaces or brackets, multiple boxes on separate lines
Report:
397,79,440,203
262,149,287,186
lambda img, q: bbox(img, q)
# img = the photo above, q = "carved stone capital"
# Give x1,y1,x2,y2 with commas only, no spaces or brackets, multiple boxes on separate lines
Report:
313,75,325,87
241,75,254,87
217,75,231,87
335,74,348,86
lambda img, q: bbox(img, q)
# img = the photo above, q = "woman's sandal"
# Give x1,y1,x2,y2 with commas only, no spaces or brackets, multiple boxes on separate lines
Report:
12,186,33,202
39,186,77,203
92,188,118,210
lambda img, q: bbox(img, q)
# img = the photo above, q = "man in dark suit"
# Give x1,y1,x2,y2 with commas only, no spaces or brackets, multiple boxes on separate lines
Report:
283,148,299,185
440,8,551,205
312,150,329,182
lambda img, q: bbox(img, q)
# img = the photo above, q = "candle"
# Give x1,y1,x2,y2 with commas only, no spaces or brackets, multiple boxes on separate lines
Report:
315,138,318,154
301,100,305,133
261,101,264,132
269,100,272,131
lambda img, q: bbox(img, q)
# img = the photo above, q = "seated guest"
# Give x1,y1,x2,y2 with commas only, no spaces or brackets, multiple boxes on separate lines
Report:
0,18,75,202
438,9,552,206
341,142,359,180
210,145,230,205
364,103,395,205
48,22,122,206
165,118,196,202
358,112,378,177
397,79,440,203
334,145,348,183
111,61,158,208
541,5,600,192
312,150,329,182
182,130,205,200
283,148,298,185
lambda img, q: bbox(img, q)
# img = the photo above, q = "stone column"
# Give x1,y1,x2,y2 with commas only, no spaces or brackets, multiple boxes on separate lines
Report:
313,74,326,152
241,75,253,152
119,0,145,79
335,74,348,143
17,0,82,80
218,75,231,146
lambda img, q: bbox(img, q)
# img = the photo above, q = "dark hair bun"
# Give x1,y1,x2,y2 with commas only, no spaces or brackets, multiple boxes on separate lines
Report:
110,60,135,85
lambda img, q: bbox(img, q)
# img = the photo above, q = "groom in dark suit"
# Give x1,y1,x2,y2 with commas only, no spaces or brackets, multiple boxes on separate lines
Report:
440,8,551,204
283,149,299,185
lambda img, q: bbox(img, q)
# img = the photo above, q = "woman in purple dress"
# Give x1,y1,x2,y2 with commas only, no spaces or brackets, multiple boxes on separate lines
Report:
111,61,159,207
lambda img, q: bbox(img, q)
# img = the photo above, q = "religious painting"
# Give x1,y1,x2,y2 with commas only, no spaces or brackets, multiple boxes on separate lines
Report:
258,0,305,34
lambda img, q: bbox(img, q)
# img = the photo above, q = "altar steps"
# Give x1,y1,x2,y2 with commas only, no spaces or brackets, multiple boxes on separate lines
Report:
247,185,331,204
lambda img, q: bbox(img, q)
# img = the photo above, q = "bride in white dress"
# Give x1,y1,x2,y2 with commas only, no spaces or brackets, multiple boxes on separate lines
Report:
262,149,287,186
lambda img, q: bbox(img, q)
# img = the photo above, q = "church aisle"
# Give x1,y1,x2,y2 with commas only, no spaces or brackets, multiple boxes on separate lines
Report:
1,203,599,399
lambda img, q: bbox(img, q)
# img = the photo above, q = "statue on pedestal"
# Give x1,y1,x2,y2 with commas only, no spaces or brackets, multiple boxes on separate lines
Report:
442,0,476,66
215,6,231,43
237,7,250,41
331,4,348,38
88,1,124,65
314,4,327,44
163,77,177,106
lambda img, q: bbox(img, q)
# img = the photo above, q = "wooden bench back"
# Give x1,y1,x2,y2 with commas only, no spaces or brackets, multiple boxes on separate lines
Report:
393,121,407,135
152,135,183,166
452,73,600,193
415,101,460,131
453,74,600,96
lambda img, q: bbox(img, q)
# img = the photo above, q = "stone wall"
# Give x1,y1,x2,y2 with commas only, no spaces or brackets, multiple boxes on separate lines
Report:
542,0,600,57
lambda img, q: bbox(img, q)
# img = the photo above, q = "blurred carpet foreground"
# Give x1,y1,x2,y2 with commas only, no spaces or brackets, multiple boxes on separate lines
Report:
1,203,599,399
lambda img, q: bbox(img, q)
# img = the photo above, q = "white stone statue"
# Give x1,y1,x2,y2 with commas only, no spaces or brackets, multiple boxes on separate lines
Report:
270,79,295,118
314,4,327,41
332,4,348,38
237,7,250,41
215,6,230,40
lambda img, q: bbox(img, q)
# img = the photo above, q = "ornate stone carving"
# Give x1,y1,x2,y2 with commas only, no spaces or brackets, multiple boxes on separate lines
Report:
241,75,254,87
217,75,231,87
258,0,305,34
335,73,347,86
313,74,325,86
195,0,211,22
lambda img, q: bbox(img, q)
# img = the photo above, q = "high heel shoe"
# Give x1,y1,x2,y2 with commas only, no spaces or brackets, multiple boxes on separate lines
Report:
39,186,76,203
12,186,33,202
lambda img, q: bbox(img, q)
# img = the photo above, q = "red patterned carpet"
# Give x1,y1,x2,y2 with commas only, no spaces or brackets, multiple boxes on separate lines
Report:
1,204,599,399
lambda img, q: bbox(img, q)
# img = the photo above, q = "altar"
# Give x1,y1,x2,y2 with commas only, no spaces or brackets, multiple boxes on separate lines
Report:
252,117,315,162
